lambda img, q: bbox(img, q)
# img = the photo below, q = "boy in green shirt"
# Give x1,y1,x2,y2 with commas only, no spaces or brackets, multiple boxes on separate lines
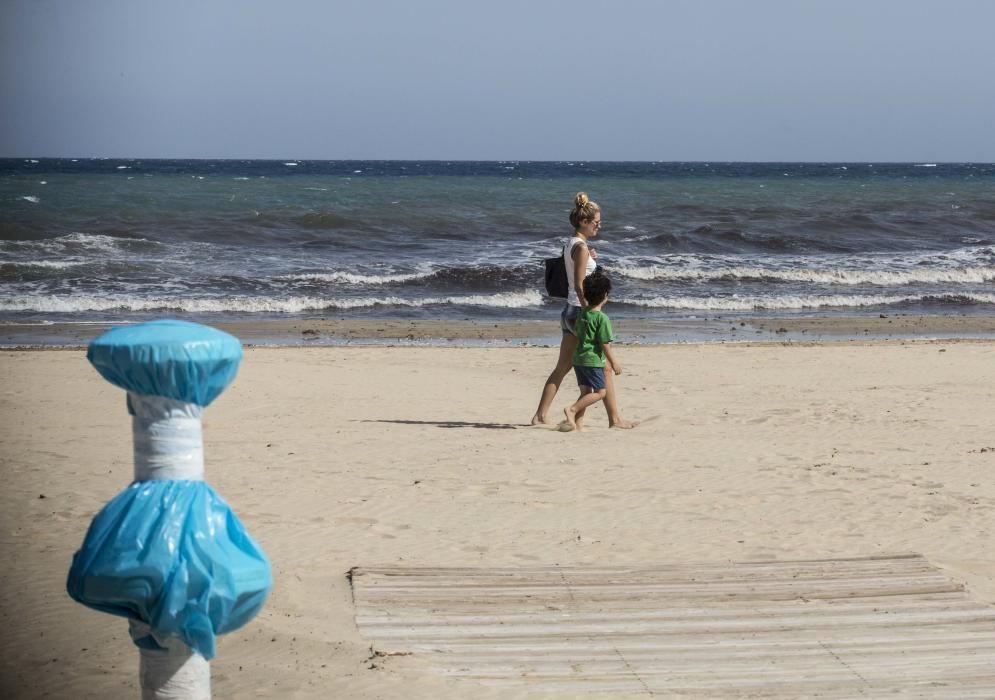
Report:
563,273,621,432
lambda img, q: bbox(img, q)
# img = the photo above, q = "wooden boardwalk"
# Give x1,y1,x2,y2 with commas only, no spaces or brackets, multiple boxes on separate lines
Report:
350,555,995,697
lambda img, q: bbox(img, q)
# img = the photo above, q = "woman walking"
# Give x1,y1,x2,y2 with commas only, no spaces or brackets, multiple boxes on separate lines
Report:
530,192,637,429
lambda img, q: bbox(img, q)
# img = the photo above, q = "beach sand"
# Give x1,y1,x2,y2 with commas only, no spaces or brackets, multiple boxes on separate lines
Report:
2,339,994,698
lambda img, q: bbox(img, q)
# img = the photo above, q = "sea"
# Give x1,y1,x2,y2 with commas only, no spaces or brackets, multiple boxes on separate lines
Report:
3,159,995,335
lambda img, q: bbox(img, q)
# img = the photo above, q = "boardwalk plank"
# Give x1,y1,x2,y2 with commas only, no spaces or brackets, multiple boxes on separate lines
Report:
351,555,995,696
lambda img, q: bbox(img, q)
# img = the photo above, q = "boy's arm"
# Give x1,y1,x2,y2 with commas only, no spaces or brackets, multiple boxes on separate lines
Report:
603,342,622,375
599,314,621,374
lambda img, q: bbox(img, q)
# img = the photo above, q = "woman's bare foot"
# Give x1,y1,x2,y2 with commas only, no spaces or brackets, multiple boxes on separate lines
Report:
609,417,640,429
563,406,580,431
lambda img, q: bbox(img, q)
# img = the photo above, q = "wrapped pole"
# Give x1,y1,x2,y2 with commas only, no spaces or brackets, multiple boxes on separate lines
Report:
67,320,272,699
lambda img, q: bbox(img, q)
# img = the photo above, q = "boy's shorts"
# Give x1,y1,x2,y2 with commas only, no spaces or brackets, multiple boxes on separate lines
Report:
574,365,606,391
560,304,580,336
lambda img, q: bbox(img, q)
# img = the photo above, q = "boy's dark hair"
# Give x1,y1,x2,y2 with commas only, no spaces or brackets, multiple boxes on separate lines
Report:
583,271,612,307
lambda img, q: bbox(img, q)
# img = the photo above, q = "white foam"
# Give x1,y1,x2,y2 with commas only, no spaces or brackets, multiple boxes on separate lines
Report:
335,290,542,310
284,162,298,166
26,159,39,164
2,260,86,269
116,165,130,170
19,196,40,204
279,270,432,285
69,231,151,246
622,226,637,231
6,232,157,254
0,290,544,313
614,263,995,286
233,177,250,181
620,292,995,312
915,163,938,167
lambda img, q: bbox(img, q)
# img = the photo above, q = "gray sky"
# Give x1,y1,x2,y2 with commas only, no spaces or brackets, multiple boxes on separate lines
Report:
2,0,993,161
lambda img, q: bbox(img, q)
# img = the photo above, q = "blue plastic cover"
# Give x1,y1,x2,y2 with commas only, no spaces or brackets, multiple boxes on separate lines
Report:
87,320,242,406
67,481,272,659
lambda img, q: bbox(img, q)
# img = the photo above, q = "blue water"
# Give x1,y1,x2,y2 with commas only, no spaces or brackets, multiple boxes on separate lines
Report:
2,159,994,325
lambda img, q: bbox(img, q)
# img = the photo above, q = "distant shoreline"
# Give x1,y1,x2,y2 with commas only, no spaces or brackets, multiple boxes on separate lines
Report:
6,313,995,348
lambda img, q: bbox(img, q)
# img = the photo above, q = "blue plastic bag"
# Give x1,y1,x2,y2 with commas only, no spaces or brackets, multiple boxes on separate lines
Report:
67,481,271,658
87,319,242,406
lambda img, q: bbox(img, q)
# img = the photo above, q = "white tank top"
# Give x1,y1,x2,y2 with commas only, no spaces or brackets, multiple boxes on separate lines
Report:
564,236,598,307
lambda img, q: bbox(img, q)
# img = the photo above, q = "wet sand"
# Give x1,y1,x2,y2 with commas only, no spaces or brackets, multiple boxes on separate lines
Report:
5,313,995,348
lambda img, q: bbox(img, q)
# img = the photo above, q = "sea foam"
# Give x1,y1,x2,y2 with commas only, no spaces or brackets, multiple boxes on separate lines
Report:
278,270,434,285
614,263,995,286
47,232,156,251
1,260,87,270
619,292,995,312
0,290,544,314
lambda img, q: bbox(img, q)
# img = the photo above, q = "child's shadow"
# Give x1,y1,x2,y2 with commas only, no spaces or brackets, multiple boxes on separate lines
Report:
359,419,520,431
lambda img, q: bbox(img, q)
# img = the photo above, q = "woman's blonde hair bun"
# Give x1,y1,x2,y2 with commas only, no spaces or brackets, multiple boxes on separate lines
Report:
569,191,600,229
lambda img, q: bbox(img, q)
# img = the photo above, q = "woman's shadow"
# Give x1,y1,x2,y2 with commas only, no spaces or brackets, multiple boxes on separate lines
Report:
359,419,520,430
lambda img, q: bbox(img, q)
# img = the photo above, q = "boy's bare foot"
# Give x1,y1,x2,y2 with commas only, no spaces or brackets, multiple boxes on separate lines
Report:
563,406,579,432
530,413,548,426
609,417,640,429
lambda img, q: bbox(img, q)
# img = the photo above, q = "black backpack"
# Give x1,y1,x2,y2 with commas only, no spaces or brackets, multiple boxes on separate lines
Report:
543,247,568,298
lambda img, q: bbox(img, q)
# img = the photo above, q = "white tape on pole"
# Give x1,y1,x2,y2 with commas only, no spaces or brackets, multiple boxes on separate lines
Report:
139,647,211,699
128,398,211,697
128,393,205,481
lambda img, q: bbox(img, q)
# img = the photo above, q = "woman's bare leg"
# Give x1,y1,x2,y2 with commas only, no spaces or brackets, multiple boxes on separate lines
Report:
603,358,639,429
531,333,579,425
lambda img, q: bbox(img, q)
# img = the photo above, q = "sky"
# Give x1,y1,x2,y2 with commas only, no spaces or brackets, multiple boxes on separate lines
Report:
2,0,994,161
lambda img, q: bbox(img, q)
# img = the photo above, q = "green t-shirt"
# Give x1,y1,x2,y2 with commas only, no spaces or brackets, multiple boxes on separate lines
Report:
572,307,614,367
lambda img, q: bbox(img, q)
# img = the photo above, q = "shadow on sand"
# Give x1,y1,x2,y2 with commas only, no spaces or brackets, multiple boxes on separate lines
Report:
358,419,520,431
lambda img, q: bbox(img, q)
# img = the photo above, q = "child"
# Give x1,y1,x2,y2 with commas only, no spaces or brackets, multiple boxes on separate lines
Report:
562,272,621,432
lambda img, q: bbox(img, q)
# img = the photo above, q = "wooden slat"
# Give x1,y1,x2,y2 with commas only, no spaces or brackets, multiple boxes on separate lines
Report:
350,555,995,697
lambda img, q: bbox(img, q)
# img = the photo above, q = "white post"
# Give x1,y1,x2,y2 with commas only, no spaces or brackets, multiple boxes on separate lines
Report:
133,622,211,700
128,394,210,697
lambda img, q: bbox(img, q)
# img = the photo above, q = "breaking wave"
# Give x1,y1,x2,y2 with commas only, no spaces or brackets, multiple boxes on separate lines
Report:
0,290,544,313
614,264,995,286
618,292,995,312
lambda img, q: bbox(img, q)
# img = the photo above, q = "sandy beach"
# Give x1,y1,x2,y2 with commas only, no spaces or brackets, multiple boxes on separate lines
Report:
2,339,995,698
